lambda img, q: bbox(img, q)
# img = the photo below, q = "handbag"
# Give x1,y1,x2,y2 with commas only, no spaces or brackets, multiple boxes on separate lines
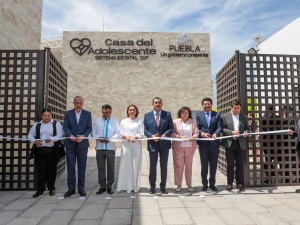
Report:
53,120,66,162
54,140,66,161
29,144,37,160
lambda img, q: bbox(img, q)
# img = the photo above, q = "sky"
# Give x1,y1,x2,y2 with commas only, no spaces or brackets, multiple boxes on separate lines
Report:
41,0,300,79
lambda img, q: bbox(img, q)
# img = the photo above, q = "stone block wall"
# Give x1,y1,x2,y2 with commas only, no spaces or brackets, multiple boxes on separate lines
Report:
0,0,42,49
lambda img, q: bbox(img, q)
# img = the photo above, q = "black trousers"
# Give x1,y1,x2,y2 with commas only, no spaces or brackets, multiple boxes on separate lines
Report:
149,144,169,189
35,147,57,192
225,140,244,186
96,150,116,188
199,144,219,186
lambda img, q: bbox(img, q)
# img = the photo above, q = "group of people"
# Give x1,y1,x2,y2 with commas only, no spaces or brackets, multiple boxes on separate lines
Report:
28,96,252,198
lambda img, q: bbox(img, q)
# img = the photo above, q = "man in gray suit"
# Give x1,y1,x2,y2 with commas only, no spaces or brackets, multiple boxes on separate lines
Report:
221,100,249,191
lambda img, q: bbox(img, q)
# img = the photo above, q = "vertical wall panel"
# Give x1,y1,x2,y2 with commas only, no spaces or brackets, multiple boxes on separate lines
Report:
44,48,68,176
0,50,44,190
0,49,67,190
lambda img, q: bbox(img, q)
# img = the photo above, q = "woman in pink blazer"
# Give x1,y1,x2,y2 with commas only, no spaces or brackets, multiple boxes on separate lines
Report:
171,106,199,192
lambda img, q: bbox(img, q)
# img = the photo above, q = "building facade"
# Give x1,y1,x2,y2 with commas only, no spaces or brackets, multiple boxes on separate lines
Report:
62,32,212,148
0,0,42,50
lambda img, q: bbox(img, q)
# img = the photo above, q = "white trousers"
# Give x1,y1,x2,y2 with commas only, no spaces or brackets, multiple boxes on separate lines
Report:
117,141,142,191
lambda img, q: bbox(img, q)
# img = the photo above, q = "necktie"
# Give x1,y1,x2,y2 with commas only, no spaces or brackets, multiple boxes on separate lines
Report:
156,113,160,127
206,112,210,127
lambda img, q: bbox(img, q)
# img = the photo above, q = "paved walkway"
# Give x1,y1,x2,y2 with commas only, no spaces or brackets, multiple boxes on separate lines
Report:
2,149,300,225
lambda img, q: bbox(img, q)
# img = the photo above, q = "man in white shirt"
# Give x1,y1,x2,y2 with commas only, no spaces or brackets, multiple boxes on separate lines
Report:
92,104,120,194
221,100,249,192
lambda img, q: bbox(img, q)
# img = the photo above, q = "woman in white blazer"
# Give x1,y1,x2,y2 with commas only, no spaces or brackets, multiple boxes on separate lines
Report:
117,104,144,193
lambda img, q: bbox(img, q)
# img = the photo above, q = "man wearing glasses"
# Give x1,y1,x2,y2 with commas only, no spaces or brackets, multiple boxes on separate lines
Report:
63,96,92,197
92,104,120,194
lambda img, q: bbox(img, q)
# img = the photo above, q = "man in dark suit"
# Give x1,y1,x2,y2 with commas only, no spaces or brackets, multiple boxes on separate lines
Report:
288,121,300,193
144,97,173,194
221,100,249,191
63,96,92,197
196,97,222,191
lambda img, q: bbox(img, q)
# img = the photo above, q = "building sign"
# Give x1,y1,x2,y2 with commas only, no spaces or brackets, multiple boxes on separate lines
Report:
70,38,155,60
177,34,192,44
160,34,208,58
69,35,208,60
70,38,91,56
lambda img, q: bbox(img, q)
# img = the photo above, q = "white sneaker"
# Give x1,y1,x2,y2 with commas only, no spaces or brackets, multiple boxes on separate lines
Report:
126,190,131,194
134,190,138,193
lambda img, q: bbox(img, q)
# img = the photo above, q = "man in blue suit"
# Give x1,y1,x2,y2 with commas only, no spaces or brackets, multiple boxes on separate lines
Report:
196,97,222,192
63,96,92,197
144,97,173,194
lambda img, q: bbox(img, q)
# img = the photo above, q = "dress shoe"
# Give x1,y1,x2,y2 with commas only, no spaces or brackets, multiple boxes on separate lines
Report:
187,186,194,192
49,190,56,196
209,185,218,191
96,187,106,195
226,184,232,191
78,189,86,196
149,187,155,194
160,188,168,194
295,189,300,193
107,187,114,194
33,191,43,198
201,185,208,191
237,184,245,191
175,186,182,192
64,190,75,198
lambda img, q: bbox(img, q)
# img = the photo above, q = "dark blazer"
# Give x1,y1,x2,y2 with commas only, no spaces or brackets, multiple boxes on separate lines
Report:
63,109,92,149
144,110,173,152
290,119,300,164
196,110,222,148
290,119,300,151
221,112,250,150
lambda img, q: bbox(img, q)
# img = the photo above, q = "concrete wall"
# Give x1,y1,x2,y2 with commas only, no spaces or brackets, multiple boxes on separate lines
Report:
0,0,42,49
62,32,211,148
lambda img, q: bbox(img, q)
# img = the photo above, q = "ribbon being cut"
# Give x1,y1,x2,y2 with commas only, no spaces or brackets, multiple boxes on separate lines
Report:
0,129,290,142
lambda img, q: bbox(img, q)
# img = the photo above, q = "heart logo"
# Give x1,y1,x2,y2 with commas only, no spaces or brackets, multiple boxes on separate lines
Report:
70,38,91,56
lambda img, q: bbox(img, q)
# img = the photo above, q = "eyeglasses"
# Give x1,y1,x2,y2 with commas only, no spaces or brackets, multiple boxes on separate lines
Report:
102,111,111,114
